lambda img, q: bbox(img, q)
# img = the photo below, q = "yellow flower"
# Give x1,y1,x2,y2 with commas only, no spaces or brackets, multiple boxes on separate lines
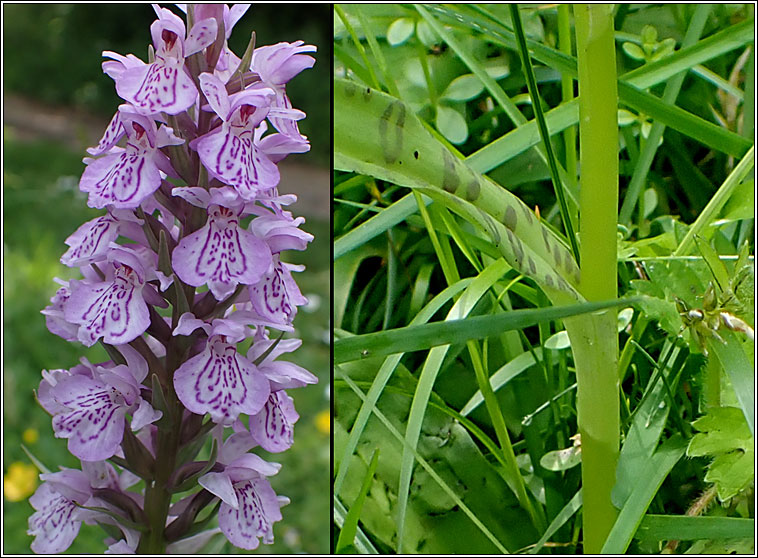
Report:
315,409,330,434
3,462,38,502
22,428,39,445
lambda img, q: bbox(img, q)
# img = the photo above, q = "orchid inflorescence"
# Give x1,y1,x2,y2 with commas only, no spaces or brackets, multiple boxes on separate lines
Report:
29,4,317,553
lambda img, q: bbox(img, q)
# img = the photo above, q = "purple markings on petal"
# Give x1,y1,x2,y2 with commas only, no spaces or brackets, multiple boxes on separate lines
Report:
249,258,306,326
185,18,218,56
61,214,120,267
135,64,179,113
249,391,298,453
28,484,83,554
51,375,126,461
196,114,280,200
42,284,80,342
172,205,272,301
117,58,197,116
174,336,270,425
87,111,125,156
80,150,160,209
218,478,282,550
64,265,149,347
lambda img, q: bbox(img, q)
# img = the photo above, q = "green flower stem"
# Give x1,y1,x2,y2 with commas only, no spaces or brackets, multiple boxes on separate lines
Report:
137,334,188,553
571,5,620,553
136,395,182,553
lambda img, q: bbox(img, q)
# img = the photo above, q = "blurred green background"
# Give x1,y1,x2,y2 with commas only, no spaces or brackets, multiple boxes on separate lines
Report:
3,4,331,554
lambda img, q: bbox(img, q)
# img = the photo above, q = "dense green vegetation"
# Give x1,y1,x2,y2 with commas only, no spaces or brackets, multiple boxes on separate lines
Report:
333,4,754,554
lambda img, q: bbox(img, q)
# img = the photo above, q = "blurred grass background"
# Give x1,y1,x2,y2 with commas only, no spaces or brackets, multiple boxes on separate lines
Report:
2,4,331,554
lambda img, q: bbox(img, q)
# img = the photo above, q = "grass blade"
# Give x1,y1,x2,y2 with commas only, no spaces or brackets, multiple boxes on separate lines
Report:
335,448,380,554
333,497,379,554
334,297,638,364
334,193,432,259
601,436,686,554
527,489,583,554
674,145,755,256
636,515,755,542
707,331,755,436
509,4,578,262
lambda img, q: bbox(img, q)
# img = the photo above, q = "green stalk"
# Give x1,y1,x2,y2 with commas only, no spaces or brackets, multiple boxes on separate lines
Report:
558,5,578,184
136,390,182,553
571,5,620,553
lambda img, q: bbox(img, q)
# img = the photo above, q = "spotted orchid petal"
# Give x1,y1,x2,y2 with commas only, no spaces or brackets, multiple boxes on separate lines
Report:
173,335,271,425
217,431,257,464
196,125,280,198
60,214,121,267
150,4,186,43
258,131,311,162
28,482,87,554
50,374,128,461
172,205,272,301
64,263,150,347
79,113,166,209
217,478,282,550
87,111,125,156
184,18,218,56
249,390,298,453
116,60,197,116
79,147,159,209
42,281,80,342
248,257,307,327
172,186,212,208
195,91,280,199
199,72,231,119
115,16,195,116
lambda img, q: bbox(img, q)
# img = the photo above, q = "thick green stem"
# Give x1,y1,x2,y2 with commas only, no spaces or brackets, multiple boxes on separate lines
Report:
136,373,183,554
572,5,620,554
558,5,578,184
135,331,188,553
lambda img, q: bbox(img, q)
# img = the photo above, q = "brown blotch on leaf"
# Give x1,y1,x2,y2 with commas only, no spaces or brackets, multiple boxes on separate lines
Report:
506,228,524,268
541,227,551,255
466,177,480,201
521,203,534,225
441,149,459,193
504,205,518,231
